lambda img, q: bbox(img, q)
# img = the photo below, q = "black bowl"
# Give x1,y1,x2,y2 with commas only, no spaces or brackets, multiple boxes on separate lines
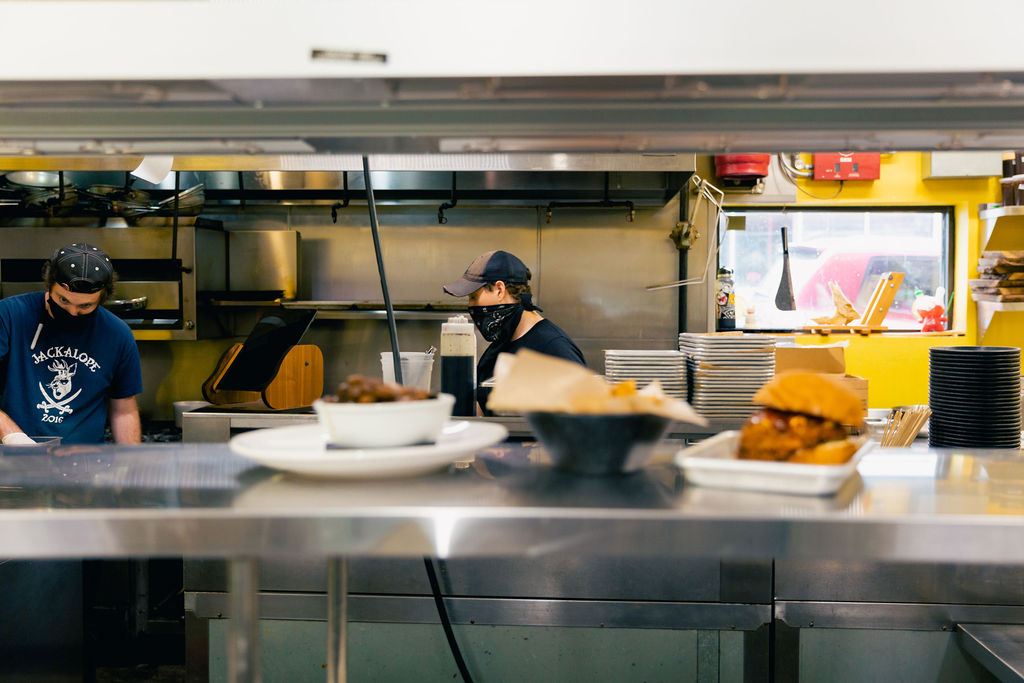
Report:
525,412,674,476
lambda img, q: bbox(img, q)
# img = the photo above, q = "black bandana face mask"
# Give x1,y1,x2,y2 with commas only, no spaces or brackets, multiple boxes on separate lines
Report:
45,294,97,331
468,303,523,343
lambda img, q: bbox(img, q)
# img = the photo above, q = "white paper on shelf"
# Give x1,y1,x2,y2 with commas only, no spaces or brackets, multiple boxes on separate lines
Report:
130,155,174,184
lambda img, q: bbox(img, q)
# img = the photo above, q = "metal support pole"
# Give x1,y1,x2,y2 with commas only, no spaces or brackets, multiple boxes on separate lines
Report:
326,557,348,683
362,155,402,384
227,558,260,683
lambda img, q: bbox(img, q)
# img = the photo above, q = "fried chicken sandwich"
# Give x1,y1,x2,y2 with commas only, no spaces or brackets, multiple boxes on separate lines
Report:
738,372,865,465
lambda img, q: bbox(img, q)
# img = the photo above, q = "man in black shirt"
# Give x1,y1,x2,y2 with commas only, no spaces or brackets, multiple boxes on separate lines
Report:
443,250,585,415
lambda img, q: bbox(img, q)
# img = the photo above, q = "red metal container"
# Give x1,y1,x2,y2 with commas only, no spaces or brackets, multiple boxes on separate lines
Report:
714,154,772,179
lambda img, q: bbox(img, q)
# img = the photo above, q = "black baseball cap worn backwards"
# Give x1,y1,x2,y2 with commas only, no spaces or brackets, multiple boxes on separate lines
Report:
443,250,529,297
51,243,114,294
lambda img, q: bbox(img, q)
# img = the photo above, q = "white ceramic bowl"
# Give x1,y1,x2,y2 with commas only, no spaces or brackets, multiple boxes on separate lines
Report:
313,393,455,448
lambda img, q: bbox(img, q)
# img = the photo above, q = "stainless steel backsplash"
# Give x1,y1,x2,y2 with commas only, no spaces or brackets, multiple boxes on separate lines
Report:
137,199,696,420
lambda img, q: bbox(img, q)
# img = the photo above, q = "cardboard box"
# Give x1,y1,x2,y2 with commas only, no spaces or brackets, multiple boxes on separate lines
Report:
833,374,869,416
775,345,867,415
775,345,846,375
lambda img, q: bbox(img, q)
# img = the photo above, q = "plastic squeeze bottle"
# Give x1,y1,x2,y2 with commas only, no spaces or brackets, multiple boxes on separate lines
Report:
440,314,477,416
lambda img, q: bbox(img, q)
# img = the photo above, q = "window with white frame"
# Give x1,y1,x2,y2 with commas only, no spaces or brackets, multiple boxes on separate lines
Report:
718,207,952,331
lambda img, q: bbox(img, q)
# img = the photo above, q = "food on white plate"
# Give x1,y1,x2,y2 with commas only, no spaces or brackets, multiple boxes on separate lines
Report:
738,372,864,465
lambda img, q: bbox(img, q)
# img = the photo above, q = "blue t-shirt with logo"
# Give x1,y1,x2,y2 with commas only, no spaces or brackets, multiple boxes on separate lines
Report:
0,291,143,444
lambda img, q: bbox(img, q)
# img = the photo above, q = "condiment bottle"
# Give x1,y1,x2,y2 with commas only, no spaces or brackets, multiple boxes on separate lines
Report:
440,314,476,416
716,267,736,330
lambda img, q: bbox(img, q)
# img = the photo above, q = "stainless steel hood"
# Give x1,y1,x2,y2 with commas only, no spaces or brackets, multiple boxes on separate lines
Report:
3,72,1024,156
3,0,1024,154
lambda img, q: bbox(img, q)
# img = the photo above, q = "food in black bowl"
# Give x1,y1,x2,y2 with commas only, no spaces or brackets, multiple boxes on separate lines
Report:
525,411,674,476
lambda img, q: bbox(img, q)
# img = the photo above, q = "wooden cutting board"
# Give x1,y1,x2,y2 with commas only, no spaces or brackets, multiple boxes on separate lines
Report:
203,343,324,410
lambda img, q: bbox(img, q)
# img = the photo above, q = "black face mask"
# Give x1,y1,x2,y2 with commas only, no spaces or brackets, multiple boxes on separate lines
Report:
45,294,97,331
469,303,523,344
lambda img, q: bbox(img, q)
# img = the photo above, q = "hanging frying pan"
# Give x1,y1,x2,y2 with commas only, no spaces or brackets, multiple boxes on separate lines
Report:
775,226,796,310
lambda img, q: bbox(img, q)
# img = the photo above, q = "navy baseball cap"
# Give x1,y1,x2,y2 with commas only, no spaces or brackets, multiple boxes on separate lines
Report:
443,250,529,297
51,243,114,294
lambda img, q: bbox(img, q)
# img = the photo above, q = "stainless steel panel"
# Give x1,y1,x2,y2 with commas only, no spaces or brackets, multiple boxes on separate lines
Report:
185,556,723,602
541,204,681,356
189,592,770,631
289,205,538,305
957,624,1024,683
697,630,720,683
227,230,299,299
0,225,205,340
776,560,1024,606
777,601,1024,631
181,411,314,443
720,560,773,604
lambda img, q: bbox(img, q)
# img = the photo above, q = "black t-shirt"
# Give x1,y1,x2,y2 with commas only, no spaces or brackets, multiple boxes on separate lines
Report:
476,318,586,415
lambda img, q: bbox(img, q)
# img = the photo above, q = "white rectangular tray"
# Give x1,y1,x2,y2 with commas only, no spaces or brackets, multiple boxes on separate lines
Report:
674,431,871,496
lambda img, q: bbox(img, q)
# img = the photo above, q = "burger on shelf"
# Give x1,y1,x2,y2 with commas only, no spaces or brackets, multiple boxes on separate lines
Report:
737,372,866,465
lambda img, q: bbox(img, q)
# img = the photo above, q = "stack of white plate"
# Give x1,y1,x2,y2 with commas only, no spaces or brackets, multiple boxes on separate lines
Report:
678,334,776,420
604,349,687,399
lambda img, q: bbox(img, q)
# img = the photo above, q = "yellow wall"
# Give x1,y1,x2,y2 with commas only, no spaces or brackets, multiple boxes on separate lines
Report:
736,152,1003,408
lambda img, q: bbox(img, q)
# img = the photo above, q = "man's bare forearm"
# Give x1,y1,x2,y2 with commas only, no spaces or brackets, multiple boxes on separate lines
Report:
109,396,142,444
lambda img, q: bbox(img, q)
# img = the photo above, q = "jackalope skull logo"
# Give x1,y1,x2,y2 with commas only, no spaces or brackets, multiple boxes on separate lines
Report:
37,359,81,416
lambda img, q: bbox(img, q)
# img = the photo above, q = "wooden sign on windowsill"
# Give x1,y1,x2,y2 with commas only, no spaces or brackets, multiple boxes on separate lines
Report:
803,272,905,336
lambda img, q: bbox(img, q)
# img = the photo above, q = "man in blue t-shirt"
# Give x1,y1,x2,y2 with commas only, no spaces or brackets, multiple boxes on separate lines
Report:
0,243,142,445
443,250,585,415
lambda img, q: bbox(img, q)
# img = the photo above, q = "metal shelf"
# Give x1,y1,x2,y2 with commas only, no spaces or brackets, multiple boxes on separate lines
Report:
282,301,463,321
975,301,1024,313
981,206,1024,249
979,205,1024,221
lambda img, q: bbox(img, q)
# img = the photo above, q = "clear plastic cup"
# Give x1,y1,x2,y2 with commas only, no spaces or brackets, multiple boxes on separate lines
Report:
381,352,435,391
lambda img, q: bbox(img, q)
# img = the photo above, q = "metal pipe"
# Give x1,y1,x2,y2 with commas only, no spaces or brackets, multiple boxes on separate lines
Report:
438,172,458,224
677,189,688,335
326,558,348,683
172,171,180,263
362,156,403,384
331,172,350,223
227,558,260,683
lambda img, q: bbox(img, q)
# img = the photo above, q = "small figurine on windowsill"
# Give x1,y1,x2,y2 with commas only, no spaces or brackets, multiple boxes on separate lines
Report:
912,287,948,332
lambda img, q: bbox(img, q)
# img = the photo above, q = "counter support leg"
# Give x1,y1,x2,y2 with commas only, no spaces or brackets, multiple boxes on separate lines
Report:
327,557,348,683
228,557,260,683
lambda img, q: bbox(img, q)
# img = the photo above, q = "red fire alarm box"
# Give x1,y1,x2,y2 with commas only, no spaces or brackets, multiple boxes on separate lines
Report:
813,153,881,181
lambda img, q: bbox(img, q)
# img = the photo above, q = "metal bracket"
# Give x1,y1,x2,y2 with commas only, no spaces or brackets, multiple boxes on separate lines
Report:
670,221,697,250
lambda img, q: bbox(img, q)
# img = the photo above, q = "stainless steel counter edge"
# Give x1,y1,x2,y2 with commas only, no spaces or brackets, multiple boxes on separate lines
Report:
2,505,1024,563
0,442,1022,563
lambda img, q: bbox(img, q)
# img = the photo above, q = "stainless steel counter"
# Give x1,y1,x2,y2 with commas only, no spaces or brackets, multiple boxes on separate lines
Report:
0,441,1022,564
4,440,1023,681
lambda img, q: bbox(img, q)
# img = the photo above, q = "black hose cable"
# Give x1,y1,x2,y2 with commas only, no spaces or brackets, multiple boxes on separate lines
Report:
423,557,474,683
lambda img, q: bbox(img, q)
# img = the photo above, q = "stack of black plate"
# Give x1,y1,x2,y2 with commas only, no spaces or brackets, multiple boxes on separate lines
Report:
929,347,1022,448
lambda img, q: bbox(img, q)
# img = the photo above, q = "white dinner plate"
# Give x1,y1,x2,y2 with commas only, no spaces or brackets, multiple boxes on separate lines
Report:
605,350,685,357
675,430,871,496
230,421,508,478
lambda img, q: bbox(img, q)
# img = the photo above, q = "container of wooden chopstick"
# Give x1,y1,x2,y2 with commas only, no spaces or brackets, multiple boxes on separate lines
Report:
880,405,932,447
